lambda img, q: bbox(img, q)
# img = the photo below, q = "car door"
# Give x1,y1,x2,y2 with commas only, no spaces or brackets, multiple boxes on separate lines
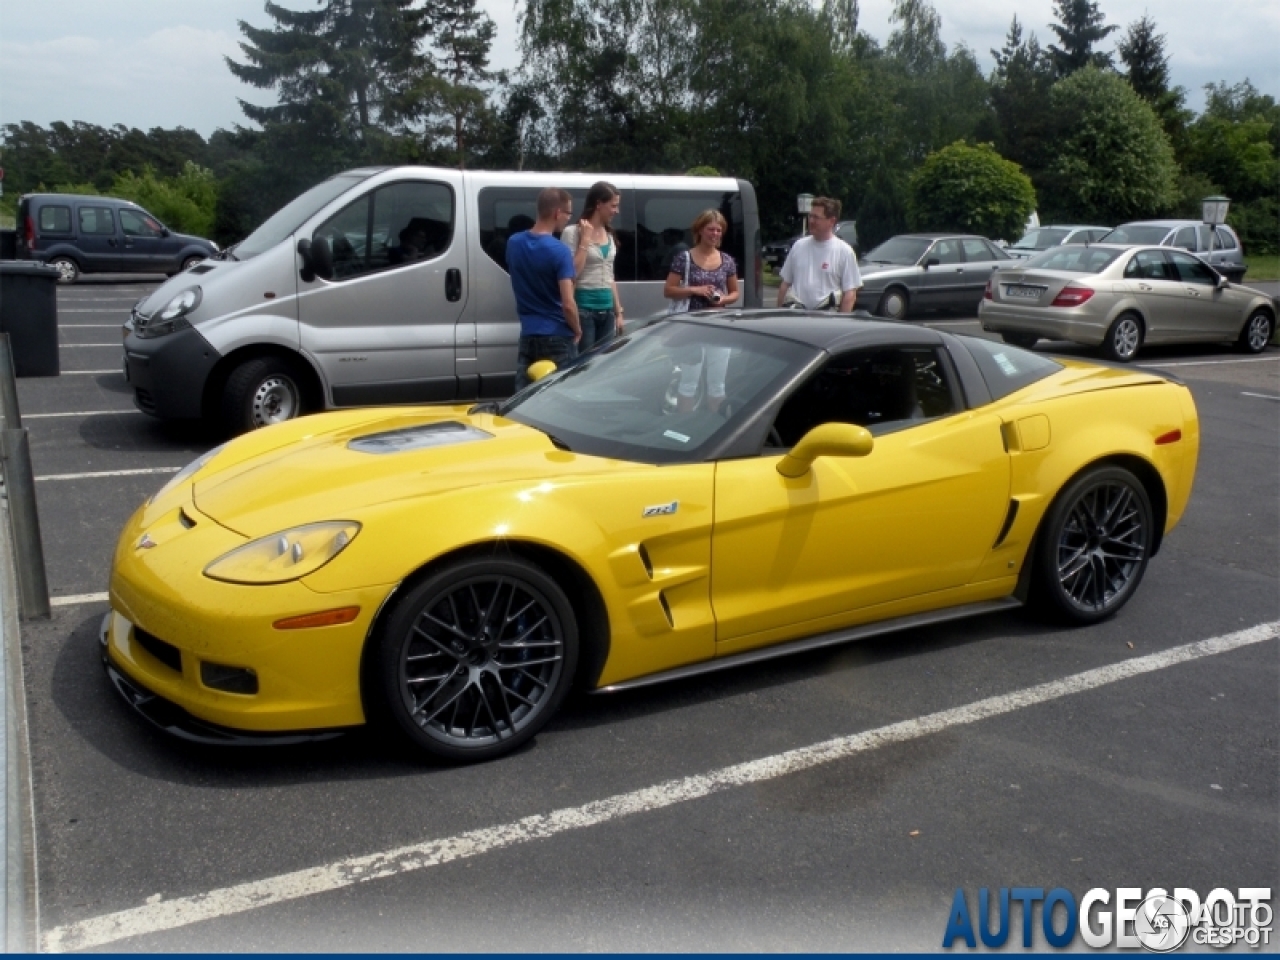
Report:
74,204,121,271
710,345,1009,652
1121,249,1190,342
299,175,467,406
118,208,168,273
918,238,966,309
1166,250,1242,337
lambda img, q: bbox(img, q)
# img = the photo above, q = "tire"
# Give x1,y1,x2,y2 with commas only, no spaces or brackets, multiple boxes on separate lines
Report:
49,256,80,284
1237,309,1273,354
1101,312,1143,362
877,286,910,321
370,555,579,763
181,255,205,273
1001,332,1039,349
1030,466,1153,625
220,356,306,435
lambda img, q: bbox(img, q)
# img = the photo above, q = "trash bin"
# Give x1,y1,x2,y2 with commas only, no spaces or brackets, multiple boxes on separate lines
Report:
0,229,16,260
0,262,60,377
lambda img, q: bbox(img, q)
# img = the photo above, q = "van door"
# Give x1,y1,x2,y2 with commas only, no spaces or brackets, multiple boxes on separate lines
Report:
299,175,467,407
118,208,169,273
75,204,121,271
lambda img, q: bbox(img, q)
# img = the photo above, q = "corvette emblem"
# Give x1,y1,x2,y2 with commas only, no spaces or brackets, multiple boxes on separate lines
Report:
137,533,157,550
642,501,678,518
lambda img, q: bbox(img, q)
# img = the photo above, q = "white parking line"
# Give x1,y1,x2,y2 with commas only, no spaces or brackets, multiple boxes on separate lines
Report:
25,411,137,419
58,309,131,314
1139,356,1279,368
36,467,180,482
60,370,121,376
51,593,108,607
1242,392,1280,401
59,324,124,328
40,619,1279,953
59,344,122,348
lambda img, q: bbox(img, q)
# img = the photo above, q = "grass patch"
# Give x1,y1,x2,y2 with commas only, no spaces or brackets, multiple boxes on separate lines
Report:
762,264,781,287
1245,255,1279,282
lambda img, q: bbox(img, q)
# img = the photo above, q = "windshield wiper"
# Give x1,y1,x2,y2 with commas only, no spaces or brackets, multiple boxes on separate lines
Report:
543,432,573,452
467,401,500,415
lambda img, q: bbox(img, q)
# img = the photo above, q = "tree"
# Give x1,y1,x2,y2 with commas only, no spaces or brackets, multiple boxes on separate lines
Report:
1041,67,1178,222
1116,15,1190,157
1047,0,1117,78
906,141,1035,240
988,16,1055,181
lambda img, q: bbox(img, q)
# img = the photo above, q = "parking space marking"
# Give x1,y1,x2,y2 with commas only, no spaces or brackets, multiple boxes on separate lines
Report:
40,619,1279,953
25,411,138,419
59,344,123,348
50,593,108,607
1139,356,1278,368
60,370,121,376
58,309,132,314
36,467,180,482
1242,392,1280,401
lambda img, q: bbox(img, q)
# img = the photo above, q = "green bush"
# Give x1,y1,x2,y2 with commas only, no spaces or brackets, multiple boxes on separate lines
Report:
906,141,1036,241
110,162,217,238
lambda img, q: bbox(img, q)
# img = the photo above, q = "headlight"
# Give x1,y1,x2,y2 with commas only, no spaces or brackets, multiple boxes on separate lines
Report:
149,442,227,505
135,286,202,339
204,522,361,584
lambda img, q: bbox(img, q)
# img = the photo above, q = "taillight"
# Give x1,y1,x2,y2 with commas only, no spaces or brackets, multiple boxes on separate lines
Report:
983,276,993,300
24,216,36,252
1050,284,1095,307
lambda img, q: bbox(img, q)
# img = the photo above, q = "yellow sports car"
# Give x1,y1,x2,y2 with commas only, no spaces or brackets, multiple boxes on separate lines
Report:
103,311,1200,762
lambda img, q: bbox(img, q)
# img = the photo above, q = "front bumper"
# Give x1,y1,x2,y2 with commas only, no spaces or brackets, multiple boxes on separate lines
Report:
124,323,222,419
978,300,1108,346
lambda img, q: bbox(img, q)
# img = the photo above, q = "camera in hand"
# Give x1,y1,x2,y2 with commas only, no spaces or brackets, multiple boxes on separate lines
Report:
710,291,722,304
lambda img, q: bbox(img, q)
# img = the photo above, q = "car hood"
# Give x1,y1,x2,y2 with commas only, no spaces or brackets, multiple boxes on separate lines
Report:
185,407,631,538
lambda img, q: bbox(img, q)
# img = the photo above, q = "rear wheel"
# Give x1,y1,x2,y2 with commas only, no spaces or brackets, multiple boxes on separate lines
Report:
181,255,205,273
49,256,80,284
1001,332,1039,349
877,286,910,321
1101,312,1143,362
1030,466,1153,625
370,556,578,763
1237,310,1273,354
220,356,306,435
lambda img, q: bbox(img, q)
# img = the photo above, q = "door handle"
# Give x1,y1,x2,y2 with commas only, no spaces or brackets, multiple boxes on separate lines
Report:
1138,283,1153,290
446,268,462,302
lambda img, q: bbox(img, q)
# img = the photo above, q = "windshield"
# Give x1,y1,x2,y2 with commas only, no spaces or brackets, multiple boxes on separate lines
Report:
234,172,377,259
864,237,930,265
1012,228,1069,250
1100,225,1169,246
502,320,817,463
1021,245,1122,273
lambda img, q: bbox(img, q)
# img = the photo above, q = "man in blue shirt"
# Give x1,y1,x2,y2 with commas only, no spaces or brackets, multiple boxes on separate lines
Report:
508,187,581,390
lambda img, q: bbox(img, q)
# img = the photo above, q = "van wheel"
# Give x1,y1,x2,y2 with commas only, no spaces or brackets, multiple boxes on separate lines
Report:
221,356,306,434
49,257,80,284
181,255,205,273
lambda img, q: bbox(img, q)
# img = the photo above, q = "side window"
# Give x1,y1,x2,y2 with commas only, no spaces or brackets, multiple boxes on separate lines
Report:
1128,250,1173,280
119,209,163,238
1169,251,1217,285
930,239,963,264
771,347,960,446
635,190,742,282
313,181,454,281
1171,226,1196,251
38,206,72,234
1213,227,1237,251
961,239,992,262
477,187,601,274
1087,230,1108,242
78,206,116,236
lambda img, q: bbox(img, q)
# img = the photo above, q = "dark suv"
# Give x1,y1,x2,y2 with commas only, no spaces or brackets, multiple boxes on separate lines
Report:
16,193,218,283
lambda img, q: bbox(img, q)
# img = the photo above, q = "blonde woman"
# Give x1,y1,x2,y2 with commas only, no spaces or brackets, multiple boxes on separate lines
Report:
663,209,740,311
560,181,624,350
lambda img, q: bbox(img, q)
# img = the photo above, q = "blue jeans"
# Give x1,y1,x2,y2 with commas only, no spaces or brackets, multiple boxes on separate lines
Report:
515,334,578,391
578,308,617,353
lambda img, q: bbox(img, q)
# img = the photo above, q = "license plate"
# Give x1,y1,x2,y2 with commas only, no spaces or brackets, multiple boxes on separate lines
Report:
1004,285,1042,300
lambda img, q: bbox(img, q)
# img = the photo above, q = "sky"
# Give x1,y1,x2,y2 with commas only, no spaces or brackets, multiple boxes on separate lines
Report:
0,0,1277,139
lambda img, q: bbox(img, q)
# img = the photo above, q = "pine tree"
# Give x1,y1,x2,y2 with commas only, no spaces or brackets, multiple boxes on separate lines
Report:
430,0,500,167
990,15,1056,180
1047,0,1117,79
1117,15,1168,102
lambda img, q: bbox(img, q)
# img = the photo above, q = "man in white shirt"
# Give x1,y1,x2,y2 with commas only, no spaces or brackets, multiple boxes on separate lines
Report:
777,197,862,311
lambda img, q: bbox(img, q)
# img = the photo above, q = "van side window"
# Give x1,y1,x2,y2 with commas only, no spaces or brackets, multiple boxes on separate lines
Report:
39,206,73,234
120,209,164,238
635,190,742,282
477,187,624,274
313,181,454,281
79,206,116,236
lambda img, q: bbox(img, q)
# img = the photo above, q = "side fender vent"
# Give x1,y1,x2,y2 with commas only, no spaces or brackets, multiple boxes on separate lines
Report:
993,499,1020,548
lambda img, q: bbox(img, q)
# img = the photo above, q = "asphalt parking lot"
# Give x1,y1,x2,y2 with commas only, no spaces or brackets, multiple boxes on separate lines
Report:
11,277,1279,950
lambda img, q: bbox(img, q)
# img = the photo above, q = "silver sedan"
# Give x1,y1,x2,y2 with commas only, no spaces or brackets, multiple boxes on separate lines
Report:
978,244,1276,362
859,234,1013,320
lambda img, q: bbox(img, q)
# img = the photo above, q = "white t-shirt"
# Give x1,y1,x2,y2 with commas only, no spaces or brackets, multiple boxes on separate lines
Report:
779,236,862,308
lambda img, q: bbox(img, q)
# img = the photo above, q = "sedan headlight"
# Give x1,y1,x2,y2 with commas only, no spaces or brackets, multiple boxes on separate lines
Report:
204,522,361,584
135,286,202,339
149,442,227,505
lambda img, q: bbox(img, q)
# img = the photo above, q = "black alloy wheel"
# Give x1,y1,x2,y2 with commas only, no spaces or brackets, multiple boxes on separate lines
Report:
372,556,579,762
1031,466,1153,624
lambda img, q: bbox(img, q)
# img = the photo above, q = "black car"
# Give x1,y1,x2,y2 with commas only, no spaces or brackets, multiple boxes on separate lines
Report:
763,235,800,268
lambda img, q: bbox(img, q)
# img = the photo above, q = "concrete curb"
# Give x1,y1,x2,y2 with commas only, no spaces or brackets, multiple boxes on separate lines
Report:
0,493,38,951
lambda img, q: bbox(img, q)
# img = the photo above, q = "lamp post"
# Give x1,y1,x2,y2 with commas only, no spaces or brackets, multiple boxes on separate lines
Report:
797,193,813,236
1201,195,1230,226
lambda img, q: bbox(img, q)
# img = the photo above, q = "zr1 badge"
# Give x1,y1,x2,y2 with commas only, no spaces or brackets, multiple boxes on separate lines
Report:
642,501,678,518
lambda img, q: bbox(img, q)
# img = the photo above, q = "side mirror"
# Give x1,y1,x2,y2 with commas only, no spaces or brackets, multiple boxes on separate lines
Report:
776,422,874,478
1216,274,1230,289
527,360,557,383
924,257,940,269
160,227,171,238
297,236,334,282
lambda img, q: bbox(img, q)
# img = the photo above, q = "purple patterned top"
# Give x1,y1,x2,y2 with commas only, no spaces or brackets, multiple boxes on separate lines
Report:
671,249,738,310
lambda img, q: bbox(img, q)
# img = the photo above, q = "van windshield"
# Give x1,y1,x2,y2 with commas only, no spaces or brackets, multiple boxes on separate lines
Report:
234,172,377,260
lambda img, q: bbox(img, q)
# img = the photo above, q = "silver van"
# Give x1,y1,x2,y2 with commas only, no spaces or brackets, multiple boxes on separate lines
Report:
124,167,761,433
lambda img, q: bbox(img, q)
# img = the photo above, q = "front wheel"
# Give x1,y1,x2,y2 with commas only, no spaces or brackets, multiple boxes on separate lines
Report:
370,556,579,763
181,255,205,273
1030,466,1153,625
220,356,306,435
877,287,910,321
1237,310,1274,354
1101,313,1143,362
